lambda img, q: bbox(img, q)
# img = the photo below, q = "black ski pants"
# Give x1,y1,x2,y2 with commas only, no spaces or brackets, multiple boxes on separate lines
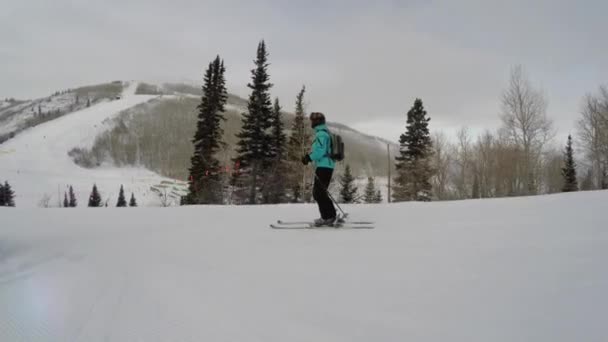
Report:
313,167,337,219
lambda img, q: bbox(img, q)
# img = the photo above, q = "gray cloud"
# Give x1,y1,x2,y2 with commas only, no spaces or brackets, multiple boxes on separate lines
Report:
2,0,607,143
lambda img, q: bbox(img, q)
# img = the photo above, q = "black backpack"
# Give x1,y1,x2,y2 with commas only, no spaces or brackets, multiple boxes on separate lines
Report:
321,129,345,162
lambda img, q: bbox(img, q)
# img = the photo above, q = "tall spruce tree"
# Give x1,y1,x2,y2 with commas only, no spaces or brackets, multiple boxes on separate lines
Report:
88,184,102,207
393,98,434,202
561,135,578,192
339,165,358,203
233,40,274,204
68,185,77,207
270,98,287,161
129,193,138,207
262,97,288,203
185,56,228,204
63,192,69,208
364,177,377,203
0,182,4,206
286,86,312,202
2,181,15,207
116,185,127,207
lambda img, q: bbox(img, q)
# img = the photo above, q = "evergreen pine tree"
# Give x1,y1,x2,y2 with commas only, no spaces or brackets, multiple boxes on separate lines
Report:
129,193,138,207
63,192,69,208
286,86,313,202
0,182,5,206
232,41,274,204
374,190,383,203
116,185,127,207
2,181,15,207
68,185,77,207
262,98,288,203
339,165,358,203
270,98,287,161
561,135,578,192
185,56,228,205
88,184,102,207
393,98,434,202
363,177,377,203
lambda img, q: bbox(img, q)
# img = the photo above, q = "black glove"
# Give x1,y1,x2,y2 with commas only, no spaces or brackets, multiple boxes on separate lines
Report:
301,154,311,165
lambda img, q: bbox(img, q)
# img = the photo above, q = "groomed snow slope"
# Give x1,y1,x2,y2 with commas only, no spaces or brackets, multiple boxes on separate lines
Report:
0,82,167,207
1,191,606,341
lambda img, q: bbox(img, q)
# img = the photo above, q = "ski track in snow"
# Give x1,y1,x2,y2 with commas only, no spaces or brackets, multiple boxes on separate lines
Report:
0,82,169,208
0,191,607,341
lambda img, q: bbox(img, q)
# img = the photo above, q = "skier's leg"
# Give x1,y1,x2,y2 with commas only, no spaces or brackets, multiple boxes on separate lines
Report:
313,168,326,219
323,169,337,219
325,169,337,219
316,168,336,220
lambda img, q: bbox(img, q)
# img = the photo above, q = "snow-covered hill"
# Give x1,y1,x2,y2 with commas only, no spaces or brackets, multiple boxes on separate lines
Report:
0,82,172,208
0,82,124,141
0,191,606,341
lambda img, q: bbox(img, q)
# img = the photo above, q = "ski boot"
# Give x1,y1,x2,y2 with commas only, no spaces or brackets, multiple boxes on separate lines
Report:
313,217,337,227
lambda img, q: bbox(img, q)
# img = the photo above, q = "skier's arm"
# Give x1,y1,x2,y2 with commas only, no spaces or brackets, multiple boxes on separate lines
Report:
309,134,329,162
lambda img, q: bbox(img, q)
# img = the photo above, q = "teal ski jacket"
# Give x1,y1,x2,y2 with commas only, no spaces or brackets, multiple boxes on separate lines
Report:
308,124,335,169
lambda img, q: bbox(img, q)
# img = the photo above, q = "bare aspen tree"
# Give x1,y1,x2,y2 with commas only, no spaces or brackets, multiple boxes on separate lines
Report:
493,132,524,196
431,132,452,200
473,131,496,198
577,86,608,189
541,148,564,194
500,65,554,195
454,127,473,199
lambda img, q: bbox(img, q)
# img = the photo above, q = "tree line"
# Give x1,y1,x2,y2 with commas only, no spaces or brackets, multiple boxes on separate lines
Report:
426,65,599,200
184,45,598,205
34,184,138,208
4,51,603,207
86,184,138,207
1,182,140,208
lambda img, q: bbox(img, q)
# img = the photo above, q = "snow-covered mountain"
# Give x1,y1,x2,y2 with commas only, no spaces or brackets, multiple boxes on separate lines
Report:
0,82,172,208
0,82,124,142
0,190,605,341
0,81,397,207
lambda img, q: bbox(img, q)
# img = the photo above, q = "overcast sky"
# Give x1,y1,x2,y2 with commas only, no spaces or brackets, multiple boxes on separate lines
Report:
2,0,607,143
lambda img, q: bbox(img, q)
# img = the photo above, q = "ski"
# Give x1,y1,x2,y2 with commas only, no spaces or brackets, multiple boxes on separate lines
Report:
276,220,312,225
270,224,374,230
277,220,374,225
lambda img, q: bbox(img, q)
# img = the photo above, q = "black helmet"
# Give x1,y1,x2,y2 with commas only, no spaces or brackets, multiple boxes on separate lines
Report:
310,112,325,128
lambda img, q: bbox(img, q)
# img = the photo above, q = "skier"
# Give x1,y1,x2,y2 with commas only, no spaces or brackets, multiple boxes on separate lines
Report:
301,112,337,226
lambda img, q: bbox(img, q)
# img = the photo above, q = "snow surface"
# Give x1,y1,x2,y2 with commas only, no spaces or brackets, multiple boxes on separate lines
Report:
1,191,606,341
0,83,169,207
